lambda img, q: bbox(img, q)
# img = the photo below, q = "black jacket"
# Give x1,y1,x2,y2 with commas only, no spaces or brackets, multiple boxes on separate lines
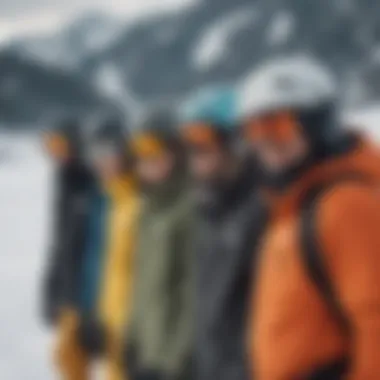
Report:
195,162,266,380
42,161,93,325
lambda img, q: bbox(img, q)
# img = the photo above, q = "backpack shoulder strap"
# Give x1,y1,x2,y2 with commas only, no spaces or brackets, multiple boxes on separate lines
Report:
299,177,366,333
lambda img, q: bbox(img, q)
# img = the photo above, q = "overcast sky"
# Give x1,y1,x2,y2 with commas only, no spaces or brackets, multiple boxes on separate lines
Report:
0,0,195,43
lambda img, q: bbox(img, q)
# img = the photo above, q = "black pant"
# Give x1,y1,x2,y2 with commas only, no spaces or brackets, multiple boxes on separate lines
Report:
131,370,164,380
124,346,193,380
124,347,163,380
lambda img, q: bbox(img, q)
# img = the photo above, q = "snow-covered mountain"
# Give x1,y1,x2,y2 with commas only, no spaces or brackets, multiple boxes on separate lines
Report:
83,0,380,105
8,12,124,71
0,49,106,126
2,0,380,125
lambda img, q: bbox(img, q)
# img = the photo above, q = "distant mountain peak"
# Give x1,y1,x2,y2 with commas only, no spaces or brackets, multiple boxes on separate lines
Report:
8,11,124,71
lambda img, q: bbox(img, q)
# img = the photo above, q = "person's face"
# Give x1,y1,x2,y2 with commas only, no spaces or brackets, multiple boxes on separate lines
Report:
181,122,227,185
243,110,309,175
187,145,226,184
88,143,124,182
136,152,175,186
43,133,71,164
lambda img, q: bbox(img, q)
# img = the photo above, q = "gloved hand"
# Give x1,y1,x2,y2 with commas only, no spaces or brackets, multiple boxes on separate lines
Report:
54,308,90,379
77,316,107,357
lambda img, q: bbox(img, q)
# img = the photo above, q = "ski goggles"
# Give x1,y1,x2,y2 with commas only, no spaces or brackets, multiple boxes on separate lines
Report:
43,132,69,158
242,111,302,144
131,133,167,159
181,122,221,152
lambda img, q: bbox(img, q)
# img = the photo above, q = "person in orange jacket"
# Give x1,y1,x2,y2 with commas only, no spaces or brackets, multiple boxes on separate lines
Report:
238,55,380,380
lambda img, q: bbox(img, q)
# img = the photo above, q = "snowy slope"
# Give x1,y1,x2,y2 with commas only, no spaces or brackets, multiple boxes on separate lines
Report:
0,134,54,380
0,110,378,379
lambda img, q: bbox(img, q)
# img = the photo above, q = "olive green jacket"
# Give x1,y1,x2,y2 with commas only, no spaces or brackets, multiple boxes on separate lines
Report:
127,176,194,378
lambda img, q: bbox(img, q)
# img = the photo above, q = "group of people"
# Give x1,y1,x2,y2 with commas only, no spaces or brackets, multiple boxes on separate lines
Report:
41,56,380,380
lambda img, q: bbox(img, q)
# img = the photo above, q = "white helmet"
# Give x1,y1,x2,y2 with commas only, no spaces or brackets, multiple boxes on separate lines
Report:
238,55,337,121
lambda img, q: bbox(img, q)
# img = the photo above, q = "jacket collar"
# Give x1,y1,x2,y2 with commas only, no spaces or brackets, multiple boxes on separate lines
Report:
143,170,188,210
265,133,380,215
103,175,136,201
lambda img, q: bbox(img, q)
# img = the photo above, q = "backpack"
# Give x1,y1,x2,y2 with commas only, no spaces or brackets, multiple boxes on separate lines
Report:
300,180,353,333
299,178,369,379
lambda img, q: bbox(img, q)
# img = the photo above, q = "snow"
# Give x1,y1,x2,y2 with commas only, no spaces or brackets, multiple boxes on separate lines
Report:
345,106,380,140
266,10,295,47
156,25,178,45
84,28,119,52
0,133,54,380
70,13,124,55
335,0,355,14
15,35,78,69
192,6,258,70
94,62,143,121
370,46,380,64
94,62,126,100
0,109,379,378
11,13,123,70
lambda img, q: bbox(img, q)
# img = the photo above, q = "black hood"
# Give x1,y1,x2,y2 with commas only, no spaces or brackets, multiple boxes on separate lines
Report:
58,159,94,190
85,116,133,172
88,117,128,152
138,106,184,160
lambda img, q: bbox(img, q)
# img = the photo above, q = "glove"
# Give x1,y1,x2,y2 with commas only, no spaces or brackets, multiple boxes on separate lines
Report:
54,309,90,379
77,316,107,357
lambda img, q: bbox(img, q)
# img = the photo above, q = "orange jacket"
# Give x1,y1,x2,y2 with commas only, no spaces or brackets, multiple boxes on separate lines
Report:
249,136,380,380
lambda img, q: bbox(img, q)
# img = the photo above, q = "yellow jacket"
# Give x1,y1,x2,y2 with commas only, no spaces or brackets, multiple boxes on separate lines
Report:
99,176,140,379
